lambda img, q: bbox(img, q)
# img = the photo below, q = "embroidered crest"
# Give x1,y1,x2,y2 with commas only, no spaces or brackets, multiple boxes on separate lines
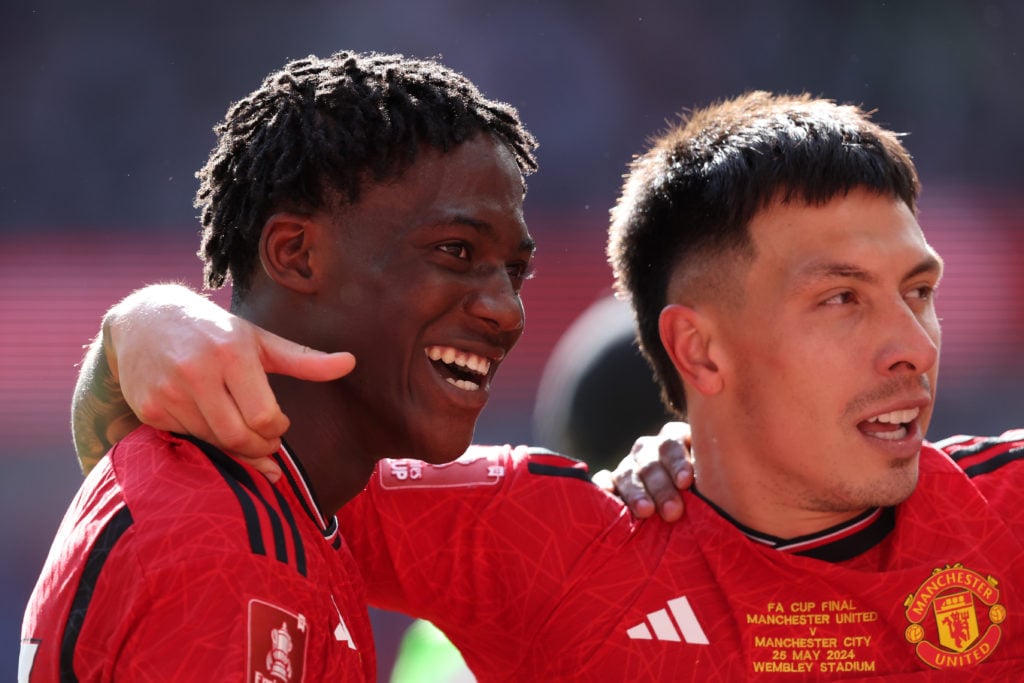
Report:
903,564,1005,669
249,599,308,682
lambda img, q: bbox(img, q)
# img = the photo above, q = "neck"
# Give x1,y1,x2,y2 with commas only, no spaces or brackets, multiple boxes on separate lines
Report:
689,423,868,540
234,297,380,518
272,374,379,518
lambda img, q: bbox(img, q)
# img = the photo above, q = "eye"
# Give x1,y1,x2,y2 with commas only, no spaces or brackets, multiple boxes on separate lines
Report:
906,284,936,302
821,290,857,306
438,242,470,260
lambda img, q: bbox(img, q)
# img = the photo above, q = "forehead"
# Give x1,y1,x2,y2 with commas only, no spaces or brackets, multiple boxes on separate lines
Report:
746,189,942,287
337,135,530,243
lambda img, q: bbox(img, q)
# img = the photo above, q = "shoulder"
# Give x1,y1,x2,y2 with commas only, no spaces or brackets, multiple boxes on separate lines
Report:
361,444,628,537
921,431,1024,530
109,426,300,571
371,445,606,515
928,430,1024,479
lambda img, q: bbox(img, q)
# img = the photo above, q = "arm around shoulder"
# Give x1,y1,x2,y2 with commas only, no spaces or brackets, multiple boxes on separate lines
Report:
71,283,214,473
71,309,140,474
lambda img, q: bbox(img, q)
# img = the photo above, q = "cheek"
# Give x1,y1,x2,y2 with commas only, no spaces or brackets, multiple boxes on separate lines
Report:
734,333,847,422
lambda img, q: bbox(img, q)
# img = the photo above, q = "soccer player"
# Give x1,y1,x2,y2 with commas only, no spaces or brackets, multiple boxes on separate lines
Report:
68,93,1024,678
20,50,539,681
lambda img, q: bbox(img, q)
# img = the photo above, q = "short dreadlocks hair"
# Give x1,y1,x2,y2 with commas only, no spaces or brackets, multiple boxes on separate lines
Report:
607,91,920,416
196,51,538,302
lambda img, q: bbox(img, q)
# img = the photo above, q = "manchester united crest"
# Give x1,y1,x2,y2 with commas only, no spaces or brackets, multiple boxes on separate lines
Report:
903,564,1005,669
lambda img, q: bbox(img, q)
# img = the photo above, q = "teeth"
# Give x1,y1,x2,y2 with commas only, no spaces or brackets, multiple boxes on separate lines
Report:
868,408,920,425
871,426,909,441
446,378,481,391
425,346,492,376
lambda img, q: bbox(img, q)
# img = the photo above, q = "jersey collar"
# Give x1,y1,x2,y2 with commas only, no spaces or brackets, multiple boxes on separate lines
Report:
693,487,895,562
275,440,341,545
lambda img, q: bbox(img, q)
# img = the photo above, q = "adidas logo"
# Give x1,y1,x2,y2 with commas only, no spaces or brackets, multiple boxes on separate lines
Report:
626,596,709,645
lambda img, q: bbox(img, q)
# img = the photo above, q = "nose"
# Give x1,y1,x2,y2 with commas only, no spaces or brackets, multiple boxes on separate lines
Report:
875,299,940,377
466,270,525,334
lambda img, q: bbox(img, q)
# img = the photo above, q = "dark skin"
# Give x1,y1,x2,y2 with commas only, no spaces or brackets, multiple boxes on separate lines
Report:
239,209,379,508
237,136,533,515
591,423,692,521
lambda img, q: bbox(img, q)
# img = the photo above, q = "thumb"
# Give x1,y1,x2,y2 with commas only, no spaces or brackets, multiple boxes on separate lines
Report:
256,328,357,381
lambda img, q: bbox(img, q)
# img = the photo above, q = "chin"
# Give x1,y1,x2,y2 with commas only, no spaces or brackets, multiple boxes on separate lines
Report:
865,466,921,507
826,461,920,511
414,429,475,465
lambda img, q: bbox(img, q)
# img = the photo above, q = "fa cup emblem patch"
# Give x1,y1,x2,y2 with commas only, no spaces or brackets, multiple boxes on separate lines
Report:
249,599,308,682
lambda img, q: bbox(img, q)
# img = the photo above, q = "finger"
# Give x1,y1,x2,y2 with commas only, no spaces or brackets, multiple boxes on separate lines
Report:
143,353,280,459
163,398,283,483
191,379,283,459
244,456,283,484
650,438,692,491
636,458,684,523
673,458,695,490
256,328,357,382
610,467,656,519
158,401,217,445
222,355,291,444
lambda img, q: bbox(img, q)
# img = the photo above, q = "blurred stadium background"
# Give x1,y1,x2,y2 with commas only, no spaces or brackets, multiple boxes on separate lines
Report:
2,1,1021,678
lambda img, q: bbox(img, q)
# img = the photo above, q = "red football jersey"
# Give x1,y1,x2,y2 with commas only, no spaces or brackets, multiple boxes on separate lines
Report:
21,426,375,682
341,432,1024,680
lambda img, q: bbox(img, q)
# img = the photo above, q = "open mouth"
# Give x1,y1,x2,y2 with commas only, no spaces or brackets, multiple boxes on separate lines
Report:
858,407,920,441
425,345,492,391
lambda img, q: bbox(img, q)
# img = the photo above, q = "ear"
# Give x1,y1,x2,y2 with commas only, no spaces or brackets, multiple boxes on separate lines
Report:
659,304,723,397
258,212,322,294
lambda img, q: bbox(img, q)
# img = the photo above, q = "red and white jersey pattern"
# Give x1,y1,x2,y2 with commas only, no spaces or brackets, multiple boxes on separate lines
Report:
340,432,1024,680
21,426,375,682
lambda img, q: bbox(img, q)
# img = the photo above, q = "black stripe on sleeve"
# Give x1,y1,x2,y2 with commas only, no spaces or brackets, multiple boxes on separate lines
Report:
60,505,134,682
946,435,1020,462
962,445,1024,478
193,442,266,557
527,461,591,482
183,437,290,566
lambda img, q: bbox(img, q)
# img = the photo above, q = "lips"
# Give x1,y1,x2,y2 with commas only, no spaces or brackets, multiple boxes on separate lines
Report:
425,345,493,391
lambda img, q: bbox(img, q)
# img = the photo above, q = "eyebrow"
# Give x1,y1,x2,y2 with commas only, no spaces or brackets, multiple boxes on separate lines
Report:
451,214,537,256
792,254,944,290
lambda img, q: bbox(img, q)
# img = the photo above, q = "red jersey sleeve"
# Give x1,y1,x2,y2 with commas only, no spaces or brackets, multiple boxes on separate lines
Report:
339,445,631,676
932,429,1024,537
